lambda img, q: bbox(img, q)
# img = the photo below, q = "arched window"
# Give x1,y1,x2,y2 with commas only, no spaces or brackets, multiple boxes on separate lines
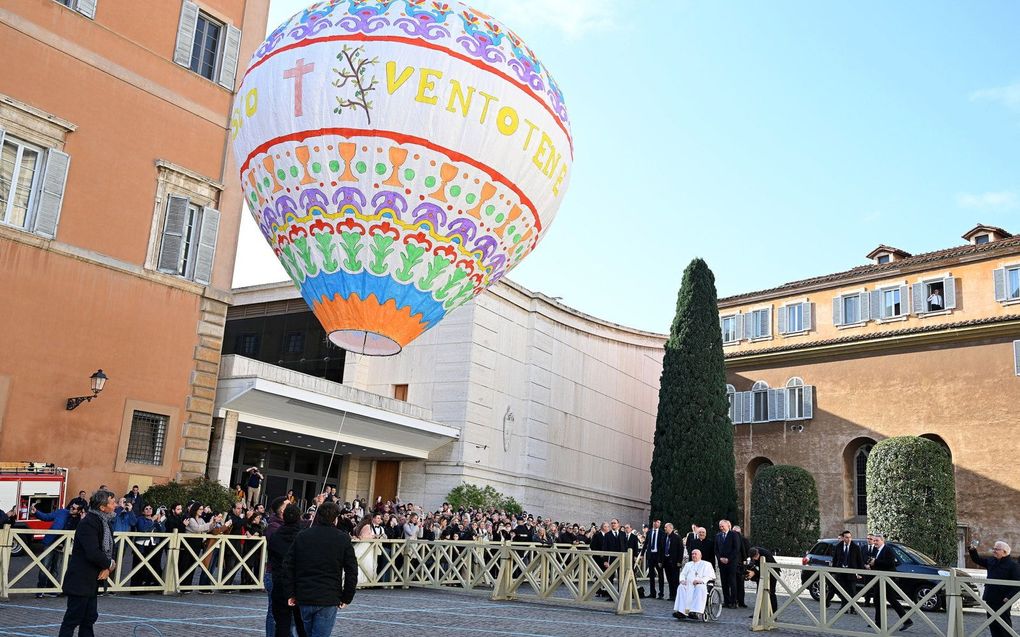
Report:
786,377,804,419
855,444,874,516
752,381,769,422
726,384,737,423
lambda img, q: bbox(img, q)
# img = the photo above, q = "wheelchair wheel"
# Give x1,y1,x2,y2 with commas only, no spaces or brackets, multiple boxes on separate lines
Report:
706,586,724,621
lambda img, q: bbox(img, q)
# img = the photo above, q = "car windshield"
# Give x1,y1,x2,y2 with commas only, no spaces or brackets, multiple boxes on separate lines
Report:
898,545,938,566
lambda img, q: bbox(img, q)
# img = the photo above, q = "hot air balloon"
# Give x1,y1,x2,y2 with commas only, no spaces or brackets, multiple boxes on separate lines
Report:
231,0,572,355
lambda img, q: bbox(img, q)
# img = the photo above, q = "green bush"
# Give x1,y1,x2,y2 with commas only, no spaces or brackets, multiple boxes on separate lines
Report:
446,483,522,514
750,465,820,556
143,477,234,514
867,436,957,564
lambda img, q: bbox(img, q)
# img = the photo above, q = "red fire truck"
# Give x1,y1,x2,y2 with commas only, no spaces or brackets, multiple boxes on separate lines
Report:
0,462,69,555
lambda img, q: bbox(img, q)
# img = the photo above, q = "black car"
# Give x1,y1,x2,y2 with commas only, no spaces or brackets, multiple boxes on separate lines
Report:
801,538,976,611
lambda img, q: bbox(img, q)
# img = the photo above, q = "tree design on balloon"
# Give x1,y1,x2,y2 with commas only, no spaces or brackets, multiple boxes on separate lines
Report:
332,44,379,124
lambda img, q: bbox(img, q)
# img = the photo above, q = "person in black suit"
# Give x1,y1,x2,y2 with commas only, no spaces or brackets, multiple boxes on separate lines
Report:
828,530,864,613
968,539,1020,637
688,526,715,566
747,546,778,614
862,533,878,607
662,522,682,600
868,533,912,631
641,519,667,599
733,525,752,608
715,519,741,608
58,489,117,637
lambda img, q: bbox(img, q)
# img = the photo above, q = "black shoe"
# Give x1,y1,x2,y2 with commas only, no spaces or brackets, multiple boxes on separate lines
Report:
899,620,913,632
738,603,748,608
673,611,686,620
657,594,664,599
35,594,43,599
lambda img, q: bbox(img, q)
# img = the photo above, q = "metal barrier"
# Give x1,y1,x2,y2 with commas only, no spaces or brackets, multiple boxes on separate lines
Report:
1,529,641,613
751,560,1020,637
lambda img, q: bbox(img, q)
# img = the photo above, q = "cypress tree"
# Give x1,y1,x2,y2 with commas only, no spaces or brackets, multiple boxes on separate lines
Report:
649,258,738,528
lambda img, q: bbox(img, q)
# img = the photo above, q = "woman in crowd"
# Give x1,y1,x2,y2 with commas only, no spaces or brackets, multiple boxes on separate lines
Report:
184,503,223,590
131,504,165,591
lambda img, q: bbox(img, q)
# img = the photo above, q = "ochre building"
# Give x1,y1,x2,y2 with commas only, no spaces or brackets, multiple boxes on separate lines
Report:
0,0,269,494
719,224,1020,565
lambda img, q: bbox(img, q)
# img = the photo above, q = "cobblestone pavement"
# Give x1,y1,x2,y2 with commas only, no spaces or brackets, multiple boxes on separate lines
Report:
0,588,1010,636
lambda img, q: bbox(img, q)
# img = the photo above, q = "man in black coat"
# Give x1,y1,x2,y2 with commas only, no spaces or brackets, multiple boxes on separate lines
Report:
58,489,117,637
733,525,752,608
283,502,357,637
641,519,666,599
747,546,778,614
969,540,1020,637
828,530,864,613
868,533,912,631
715,519,741,608
662,522,682,601
268,505,307,637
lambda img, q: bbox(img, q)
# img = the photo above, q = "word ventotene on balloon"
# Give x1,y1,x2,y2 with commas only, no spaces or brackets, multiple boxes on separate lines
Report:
231,1,572,355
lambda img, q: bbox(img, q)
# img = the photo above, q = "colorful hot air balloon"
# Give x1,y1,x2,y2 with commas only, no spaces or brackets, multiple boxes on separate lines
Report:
231,0,572,355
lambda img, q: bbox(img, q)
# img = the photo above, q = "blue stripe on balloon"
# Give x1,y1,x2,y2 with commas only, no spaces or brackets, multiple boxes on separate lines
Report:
298,270,448,330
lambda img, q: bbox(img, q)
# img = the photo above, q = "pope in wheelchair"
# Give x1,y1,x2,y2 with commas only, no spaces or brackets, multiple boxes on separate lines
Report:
672,549,719,621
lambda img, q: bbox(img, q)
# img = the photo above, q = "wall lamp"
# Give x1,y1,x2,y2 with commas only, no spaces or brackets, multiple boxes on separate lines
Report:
66,369,108,410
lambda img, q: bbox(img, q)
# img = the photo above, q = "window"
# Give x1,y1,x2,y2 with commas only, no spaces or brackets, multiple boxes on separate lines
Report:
873,285,908,320
174,1,242,89
726,384,741,423
911,277,956,314
156,194,220,284
0,132,69,238
833,291,870,326
882,288,900,317
854,445,873,516
721,314,740,344
786,378,805,420
126,411,168,465
284,331,305,354
995,266,1020,303
237,333,259,356
751,381,769,423
53,0,96,18
393,384,408,401
779,302,811,335
974,234,990,245
876,254,891,264
749,308,771,340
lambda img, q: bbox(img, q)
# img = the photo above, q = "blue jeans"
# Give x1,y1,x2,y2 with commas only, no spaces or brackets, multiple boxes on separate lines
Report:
299,605,337,637
265,571,275,637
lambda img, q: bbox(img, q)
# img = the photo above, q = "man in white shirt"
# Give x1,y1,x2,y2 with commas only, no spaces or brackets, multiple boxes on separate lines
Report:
927,288,943,311
672,549,715,620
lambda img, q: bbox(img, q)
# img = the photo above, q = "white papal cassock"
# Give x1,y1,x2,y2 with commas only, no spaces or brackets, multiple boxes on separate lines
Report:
673,559,716,614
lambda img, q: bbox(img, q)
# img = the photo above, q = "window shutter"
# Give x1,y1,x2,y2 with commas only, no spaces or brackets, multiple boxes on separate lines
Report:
731,392,742,424
740,313,751,340
871,290,883,320
774,388,787,421
803,386,814,419
0,126,6,148
763,306,772,337
75,0,97,19
1014,340,1020,377
832,297,843,326
898,285,909,317
218,24,242,89
157,195,190,273
911,282,926,314
741,391,752,423
943,276,957,310
33,149,71,239
192,206,220,285
803,302,812,331
993,268,1008,302
767,389,778,421
777,305,788,335
174,1,200,67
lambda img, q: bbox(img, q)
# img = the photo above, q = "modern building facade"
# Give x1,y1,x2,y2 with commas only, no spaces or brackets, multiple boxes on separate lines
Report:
720,224,1020,564
215,279,664,522
0,0,269,495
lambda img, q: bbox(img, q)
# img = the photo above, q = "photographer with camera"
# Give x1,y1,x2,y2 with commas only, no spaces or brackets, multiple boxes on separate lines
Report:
131,503,166,591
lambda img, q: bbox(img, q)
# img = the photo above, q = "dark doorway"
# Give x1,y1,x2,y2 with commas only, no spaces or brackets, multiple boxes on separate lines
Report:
374,460,400,503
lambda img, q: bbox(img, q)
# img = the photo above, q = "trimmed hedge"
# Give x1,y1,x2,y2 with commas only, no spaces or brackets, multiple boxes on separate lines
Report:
867,436,956,564
446,483,523,514
143,477,234,514
649,258,738,527
750,464,820,556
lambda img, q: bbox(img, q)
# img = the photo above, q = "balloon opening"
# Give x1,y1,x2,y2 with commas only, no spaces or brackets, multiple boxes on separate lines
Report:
329,329,402,356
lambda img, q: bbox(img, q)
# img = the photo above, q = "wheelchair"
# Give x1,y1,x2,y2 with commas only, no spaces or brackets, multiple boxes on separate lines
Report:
673,580,724,622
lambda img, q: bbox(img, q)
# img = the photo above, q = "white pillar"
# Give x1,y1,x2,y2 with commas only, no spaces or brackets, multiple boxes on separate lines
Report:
207,410,239,486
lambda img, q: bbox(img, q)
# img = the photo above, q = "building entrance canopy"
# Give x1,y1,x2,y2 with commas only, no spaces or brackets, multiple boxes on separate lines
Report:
215,356,459,459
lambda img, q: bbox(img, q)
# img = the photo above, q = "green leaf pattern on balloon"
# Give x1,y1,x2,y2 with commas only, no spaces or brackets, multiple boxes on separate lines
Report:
369,235,395,275
435,268,468,300
293,236,318,276
338,232,363,271
444,281,475,310
315,233,339,273
280,245,305,283
418,255,452,290
395,243,426,282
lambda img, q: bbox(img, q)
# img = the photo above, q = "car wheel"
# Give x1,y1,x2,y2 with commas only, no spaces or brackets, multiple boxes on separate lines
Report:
809,580,821,601
10,538,24,557
914,585,943,612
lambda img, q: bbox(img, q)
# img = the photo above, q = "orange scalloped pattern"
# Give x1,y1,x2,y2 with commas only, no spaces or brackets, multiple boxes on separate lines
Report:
311,292,430,348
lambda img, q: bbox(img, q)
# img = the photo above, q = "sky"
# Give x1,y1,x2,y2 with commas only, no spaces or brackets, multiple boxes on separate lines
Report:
233,0,1020,334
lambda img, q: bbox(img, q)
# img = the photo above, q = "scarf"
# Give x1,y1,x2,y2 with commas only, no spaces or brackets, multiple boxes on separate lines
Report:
90,509,115,563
